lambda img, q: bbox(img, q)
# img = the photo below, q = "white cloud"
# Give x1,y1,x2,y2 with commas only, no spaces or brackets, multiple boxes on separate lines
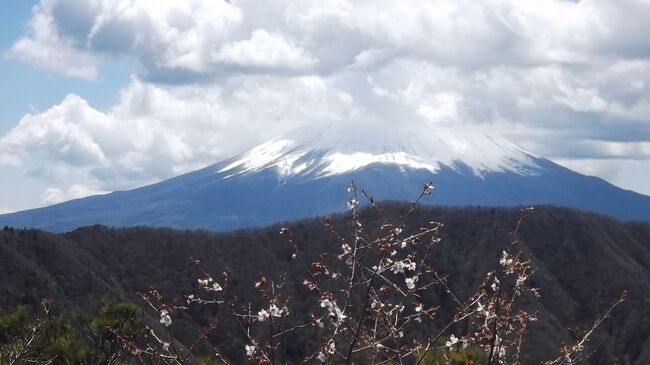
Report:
12,0,650,77
9,2,99,79
214,29,318,70
40,184,109,206
0,76,355,192
10,0,243,78
349,48,390,70
3,0,650,200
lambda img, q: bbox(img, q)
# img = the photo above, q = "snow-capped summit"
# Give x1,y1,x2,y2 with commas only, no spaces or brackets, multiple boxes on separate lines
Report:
1,122,649,232
219,121,540,179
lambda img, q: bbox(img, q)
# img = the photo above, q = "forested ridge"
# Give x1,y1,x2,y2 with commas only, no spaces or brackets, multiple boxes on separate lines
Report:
1,204,649,364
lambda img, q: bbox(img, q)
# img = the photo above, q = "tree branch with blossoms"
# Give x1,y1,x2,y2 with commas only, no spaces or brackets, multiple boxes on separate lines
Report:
110,182,626,365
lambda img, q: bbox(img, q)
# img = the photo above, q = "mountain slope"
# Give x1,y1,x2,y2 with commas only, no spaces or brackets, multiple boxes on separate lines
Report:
1,122,649,231
1,206,649,363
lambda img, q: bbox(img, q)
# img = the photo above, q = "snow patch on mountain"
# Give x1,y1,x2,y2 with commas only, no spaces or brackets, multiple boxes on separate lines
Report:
219,122,541,179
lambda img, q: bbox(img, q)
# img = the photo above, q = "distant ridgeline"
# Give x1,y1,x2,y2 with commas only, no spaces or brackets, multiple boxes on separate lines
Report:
1,122,650,232
1,205,649,364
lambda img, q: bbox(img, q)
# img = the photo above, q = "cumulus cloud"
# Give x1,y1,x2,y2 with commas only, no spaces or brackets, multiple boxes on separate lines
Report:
2,0,650,200
10,0,243,79
9,1,99,79
213,29,318,70
0,76,355,191
40,184,109,205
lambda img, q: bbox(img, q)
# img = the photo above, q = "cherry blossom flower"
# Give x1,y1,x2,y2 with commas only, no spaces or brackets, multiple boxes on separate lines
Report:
320,299,332,309
500,250,513,266
245,344,255,358
160,310,172,327
407,261,416,271
318,342,336,362
446,334,459,347
392,260,406,274
269,304,283,317
405,276,418,289
321,299,346,324
258,309,270,322
491,277,500,292
341,243,352,254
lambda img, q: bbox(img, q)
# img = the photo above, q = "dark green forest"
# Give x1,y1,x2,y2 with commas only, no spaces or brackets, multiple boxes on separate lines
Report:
1,204,649,364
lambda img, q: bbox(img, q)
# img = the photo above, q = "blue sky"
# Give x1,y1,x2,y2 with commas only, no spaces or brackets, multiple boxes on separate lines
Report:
1,0,649,213
0,1,129,134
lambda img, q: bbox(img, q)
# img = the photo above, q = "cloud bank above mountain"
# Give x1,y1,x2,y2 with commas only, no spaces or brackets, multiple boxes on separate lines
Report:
1,0,650,208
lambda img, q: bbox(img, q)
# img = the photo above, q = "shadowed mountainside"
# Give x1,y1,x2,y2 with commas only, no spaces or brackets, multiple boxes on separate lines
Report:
1,204,649,364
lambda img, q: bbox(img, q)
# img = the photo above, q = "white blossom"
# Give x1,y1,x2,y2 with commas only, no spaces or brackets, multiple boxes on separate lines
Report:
500,250,513,267
341,243,352,254
212,282,222,291
347,199,358,210
392,260,406,274
245,344,255,358
331,306,346,323
318,342,335,361
258,309,269,321
407,261,416,271
320,299,346,324
159,310,172,327
405,276,418,289
269,304,283,317
445,334,460,347
491,277,500,292
516,275,528,287
320,299,332,308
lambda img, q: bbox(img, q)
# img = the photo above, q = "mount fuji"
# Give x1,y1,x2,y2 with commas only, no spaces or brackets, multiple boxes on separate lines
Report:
1,122,649,231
